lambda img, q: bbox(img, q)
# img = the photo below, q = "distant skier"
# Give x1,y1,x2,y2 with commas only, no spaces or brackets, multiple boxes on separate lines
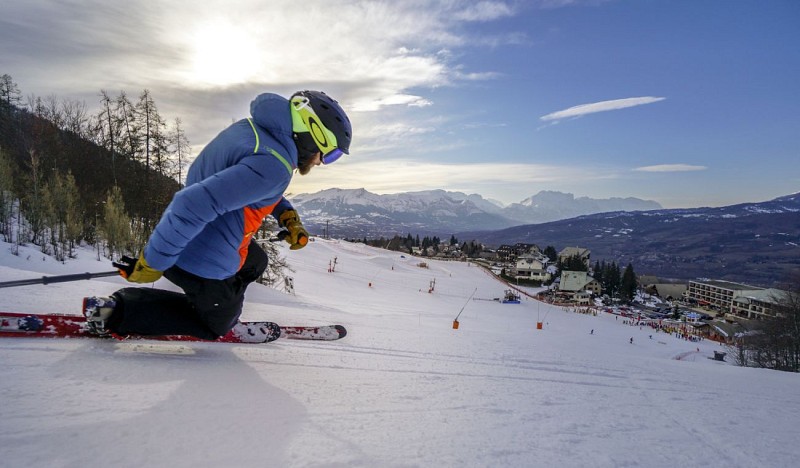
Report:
83,91,352,340
590,329,594,335
630,337,633,344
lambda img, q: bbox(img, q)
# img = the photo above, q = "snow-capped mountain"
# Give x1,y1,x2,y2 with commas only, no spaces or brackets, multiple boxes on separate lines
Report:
288,188,662,238
505,190,662,224
289,188,516,238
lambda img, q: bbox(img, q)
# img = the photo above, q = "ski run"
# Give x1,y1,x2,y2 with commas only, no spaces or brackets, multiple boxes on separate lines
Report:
1,238,799,467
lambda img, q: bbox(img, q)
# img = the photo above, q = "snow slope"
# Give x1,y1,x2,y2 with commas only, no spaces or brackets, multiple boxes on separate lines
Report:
1,239,799,467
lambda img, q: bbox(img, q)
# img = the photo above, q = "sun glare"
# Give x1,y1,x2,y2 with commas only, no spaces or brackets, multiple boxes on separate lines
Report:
186,21,260,87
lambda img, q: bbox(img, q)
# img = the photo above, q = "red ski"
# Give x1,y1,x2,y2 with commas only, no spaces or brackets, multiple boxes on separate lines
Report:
0,312,346,343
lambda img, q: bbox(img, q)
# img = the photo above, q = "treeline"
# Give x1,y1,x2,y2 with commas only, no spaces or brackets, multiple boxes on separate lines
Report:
348,234,486,257
592,260,637,303
0,73,184,260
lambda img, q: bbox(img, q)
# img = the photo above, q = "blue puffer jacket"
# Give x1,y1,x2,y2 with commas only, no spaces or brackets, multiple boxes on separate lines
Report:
144,93,297,280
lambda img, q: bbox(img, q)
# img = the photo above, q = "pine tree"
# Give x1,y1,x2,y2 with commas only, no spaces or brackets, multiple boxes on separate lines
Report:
22,149,48,247
0,147,15,242
543,246,557,262
620,263,637,303
0,74,22,107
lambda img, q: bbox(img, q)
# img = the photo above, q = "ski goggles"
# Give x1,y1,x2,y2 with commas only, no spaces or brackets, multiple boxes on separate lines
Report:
291,95,345,163
321,147,345,165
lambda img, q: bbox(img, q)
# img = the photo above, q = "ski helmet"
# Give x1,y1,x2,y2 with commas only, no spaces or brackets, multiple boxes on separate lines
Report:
290,90,352,164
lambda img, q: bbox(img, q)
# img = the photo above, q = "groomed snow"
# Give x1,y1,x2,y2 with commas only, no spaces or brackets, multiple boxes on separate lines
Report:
1,239,799,467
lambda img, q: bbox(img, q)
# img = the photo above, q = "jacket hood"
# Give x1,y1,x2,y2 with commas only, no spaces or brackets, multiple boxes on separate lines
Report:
250,93,295,150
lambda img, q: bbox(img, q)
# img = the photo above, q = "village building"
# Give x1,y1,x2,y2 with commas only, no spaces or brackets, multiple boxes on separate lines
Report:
686,279,789,320
558,270,601,298
730,288,788,320
513,252,551,282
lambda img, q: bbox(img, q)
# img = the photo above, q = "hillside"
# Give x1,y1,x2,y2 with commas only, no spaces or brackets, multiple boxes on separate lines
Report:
1,239,800,467
461,193,800,287
0,97,181,223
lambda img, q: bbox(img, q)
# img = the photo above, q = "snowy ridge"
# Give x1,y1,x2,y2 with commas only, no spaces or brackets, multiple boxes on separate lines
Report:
1,240,799,467
288,188,662,238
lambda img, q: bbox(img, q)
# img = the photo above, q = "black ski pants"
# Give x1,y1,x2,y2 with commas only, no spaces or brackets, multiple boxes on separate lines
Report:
108,240,269,340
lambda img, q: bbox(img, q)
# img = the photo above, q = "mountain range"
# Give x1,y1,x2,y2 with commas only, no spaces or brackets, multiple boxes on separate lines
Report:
289,188,662,238
289,188,800,288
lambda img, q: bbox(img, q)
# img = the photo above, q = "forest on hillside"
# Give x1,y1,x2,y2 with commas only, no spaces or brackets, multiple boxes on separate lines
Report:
0,73,185,260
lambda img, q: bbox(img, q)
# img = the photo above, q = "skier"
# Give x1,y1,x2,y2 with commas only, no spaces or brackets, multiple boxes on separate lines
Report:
84,91,352,340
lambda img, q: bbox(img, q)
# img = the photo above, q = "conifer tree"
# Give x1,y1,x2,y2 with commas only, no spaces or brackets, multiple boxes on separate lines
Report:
22,149,48,247
0,147,15,241
0,74,22,107
620,263,637,303
102,186,132,260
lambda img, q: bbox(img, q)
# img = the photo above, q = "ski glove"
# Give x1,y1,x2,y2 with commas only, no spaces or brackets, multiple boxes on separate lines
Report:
113,252,163,283
278,209,309,250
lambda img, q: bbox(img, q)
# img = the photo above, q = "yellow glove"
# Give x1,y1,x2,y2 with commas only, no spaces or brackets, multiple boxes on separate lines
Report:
113,253,163,283
279,210,309,250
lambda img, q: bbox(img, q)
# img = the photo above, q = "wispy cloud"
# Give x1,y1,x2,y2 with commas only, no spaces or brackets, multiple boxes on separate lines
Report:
540,97,666,122
633,164,707,172
453,1,515,21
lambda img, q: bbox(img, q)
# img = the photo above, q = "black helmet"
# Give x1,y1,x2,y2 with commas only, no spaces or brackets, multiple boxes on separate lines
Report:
290,90,352,159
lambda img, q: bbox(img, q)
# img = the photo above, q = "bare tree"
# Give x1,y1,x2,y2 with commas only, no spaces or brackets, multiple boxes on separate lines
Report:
170,117,190,186
60,98,89,136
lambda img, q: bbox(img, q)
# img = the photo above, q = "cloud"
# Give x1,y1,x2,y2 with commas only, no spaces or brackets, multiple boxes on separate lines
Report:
1,0,520,151
633,164,707,172
540,96,666,122
453,1,515,21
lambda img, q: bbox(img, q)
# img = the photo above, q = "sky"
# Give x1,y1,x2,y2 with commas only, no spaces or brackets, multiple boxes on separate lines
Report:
2,0,799,208
3,238,800,467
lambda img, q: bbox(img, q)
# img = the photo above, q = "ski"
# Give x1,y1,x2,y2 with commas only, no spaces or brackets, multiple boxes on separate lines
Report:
0,312,346,343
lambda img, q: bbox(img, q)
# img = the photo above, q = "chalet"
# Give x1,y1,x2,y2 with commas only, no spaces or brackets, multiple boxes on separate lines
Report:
513,252,551,282
497,243,540,261
559,271,601,296
513,243,540,256
496,245,514,261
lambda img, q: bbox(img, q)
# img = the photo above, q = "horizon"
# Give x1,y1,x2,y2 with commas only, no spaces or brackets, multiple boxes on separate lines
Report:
289,186,793,209
3,0,799,208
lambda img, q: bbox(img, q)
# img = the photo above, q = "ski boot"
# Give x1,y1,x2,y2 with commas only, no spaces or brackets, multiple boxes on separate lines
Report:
83,296,117,336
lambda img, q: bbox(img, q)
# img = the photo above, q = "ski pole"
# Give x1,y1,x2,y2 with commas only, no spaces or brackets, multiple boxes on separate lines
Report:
0,270,119,289
269,230,309,246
